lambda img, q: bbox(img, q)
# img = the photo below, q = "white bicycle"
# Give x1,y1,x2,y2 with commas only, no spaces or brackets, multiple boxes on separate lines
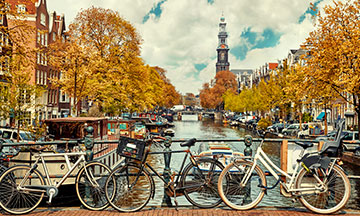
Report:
0,145,115,214
218,120,350,214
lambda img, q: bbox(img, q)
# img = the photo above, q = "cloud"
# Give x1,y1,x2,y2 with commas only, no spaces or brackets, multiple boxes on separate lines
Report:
46,0,333,95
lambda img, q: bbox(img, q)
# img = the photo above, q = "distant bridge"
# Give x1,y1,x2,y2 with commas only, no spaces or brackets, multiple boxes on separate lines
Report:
175,111,222,121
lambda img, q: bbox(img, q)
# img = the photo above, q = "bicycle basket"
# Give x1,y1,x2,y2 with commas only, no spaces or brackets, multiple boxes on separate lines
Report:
117,136,146,161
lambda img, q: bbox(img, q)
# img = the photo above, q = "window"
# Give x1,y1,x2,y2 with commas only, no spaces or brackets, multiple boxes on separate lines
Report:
61,91,65,102
53,32,56,41
0,32,3,46
1,56,10,73
41,33,44,45
44,34,48,46
37,52,40,64
40,71,43,85
40,53,44,65
37,31,41,44
36,70,40,84
44,71,47,85
25,91,30,103
40,13,46,26
44,54,47,66
0,14,3,25
17,4,26,14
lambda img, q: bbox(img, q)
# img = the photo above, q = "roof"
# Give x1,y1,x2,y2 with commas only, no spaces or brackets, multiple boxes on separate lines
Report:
44,117,107,123
268,63,278,70
7,0,37,14
230,69,253,76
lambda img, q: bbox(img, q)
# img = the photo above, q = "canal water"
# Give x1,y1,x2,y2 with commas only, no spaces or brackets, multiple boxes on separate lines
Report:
147,119,360,209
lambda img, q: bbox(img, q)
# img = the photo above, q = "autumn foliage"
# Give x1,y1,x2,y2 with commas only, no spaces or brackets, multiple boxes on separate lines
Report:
200,70,237,109
48,7,180,115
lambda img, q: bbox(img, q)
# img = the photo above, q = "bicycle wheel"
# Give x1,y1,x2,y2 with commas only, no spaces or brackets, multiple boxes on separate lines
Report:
295,164,350,214
76,161,114,211
0,165,45,214
181,157,225,208
105,163,154,212
218,160,266,210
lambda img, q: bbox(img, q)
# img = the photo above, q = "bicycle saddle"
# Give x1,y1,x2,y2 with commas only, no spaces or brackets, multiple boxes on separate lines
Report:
295,141,314,149
180,138,197,147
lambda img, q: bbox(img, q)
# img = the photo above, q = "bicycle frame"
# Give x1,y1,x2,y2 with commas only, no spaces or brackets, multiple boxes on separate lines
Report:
241,142,337,194
18,152,89,192
132,148,207,194
145,149,194,187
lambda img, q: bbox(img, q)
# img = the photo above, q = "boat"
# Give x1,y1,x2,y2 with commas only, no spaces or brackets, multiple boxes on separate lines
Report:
197,142,244,171
9,117,123,186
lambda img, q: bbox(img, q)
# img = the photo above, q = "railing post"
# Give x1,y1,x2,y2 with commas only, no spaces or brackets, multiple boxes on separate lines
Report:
243,135,253,204
161,136,172,207
84,126,94,162
244,135,253,156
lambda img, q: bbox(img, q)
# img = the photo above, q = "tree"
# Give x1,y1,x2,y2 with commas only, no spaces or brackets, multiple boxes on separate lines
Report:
153,66,181,108
200,70,237,109
303,0,360,134
49,7,170,115
0,0,44,140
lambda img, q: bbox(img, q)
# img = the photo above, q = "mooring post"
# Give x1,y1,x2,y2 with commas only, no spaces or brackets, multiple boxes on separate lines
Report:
84,126,94,161
243,135,253,204
244,135,253,157
161,135,173,207
83,126,94,205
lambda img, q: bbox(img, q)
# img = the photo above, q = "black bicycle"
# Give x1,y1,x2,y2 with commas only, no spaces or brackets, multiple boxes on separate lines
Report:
104,136,228,212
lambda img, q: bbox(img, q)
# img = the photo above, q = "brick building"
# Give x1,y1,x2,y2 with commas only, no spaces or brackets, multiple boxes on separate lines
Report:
1,0,69,126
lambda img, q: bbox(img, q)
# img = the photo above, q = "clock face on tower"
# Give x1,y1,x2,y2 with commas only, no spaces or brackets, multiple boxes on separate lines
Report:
220,52,225,60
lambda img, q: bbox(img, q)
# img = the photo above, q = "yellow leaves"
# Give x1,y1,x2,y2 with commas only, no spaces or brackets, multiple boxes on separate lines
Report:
303,0,360,103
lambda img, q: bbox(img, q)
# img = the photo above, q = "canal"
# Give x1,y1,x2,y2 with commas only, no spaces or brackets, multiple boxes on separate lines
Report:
147,119,360,209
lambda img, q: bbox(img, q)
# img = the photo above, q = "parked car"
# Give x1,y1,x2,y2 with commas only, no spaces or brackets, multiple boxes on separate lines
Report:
282,123,304,136
0,128,35,142
170,105,185,112
315,130,339,141
355,147,360,157
267,123,286,133
341,131,359,152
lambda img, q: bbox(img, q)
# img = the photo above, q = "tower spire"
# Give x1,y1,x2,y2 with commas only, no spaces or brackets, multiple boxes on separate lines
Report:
216,14,230,73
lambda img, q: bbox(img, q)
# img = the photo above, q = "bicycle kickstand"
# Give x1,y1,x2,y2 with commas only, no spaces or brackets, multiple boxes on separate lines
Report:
173,190,179,211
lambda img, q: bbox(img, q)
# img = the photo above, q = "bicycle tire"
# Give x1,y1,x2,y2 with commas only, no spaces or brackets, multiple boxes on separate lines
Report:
105,163,154,212
295,164,350,214
217,160,266,210
0,165,45,214
181,157,225,208
75,161,114,211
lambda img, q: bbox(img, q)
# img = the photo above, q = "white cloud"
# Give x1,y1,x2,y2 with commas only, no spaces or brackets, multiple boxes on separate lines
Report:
46,0,332,95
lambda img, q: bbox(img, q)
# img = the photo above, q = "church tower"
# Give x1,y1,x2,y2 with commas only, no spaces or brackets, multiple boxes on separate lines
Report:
216,15,230,73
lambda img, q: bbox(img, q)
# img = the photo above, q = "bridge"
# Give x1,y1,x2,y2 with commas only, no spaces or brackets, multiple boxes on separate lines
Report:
176,111,222,121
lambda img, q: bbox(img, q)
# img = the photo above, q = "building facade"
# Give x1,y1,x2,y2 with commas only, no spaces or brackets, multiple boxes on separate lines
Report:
1,0,68,126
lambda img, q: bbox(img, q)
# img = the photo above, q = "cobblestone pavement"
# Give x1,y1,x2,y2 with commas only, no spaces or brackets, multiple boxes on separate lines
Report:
1,207,359,216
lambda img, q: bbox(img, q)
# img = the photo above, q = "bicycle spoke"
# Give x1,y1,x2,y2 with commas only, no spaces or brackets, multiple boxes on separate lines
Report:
0,166,45,214
296,165,350,214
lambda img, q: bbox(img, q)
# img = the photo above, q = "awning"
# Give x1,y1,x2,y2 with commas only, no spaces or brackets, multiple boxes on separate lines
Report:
316,112,325,120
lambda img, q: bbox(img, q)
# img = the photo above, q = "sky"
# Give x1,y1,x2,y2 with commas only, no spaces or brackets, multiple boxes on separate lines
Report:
45,0,333,95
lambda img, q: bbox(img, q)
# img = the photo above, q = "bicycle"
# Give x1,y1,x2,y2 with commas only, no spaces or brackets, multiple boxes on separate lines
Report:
217,119,350,214
0,140,116,214
104,136,227,212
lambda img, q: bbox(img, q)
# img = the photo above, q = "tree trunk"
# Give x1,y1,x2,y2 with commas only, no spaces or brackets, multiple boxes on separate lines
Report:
323,104,328,135
357,104,360,141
